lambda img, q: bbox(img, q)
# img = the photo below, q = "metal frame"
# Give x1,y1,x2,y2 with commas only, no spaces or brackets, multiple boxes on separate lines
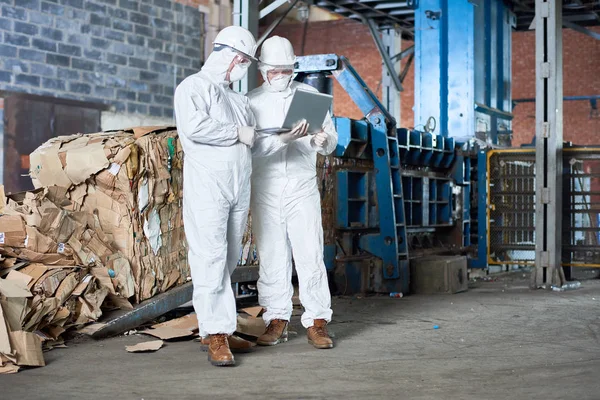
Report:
316,0,600,35
295,54,410,291
486,147,600,269
534,0,564,288
562,19,600,40
259,0,290,19
381,27,402,126
366,19,404,93
258,0,301,46
233,0,259,93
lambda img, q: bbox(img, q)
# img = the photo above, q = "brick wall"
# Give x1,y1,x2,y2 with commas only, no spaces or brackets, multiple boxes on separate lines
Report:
0,0,205,119
511,29,600,146
274,20,600,146
271,20,383,120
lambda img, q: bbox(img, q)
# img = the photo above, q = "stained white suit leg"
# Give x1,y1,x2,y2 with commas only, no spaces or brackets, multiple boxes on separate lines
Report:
286,191,333,329
253,197,294,325
185,176,236,337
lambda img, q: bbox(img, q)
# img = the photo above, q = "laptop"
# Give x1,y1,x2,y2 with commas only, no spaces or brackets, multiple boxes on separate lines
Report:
257,88,333,135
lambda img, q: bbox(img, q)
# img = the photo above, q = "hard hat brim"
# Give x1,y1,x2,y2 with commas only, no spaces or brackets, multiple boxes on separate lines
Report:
214,42,258,62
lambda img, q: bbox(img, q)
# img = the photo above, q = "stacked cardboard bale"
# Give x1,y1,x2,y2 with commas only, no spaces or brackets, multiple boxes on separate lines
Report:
0,126,261,373
27,127,189,303
0,186,131,373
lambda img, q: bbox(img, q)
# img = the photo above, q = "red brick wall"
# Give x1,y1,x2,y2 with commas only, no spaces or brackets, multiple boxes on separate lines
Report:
271,20,383,120
511,28,600,146
273,20,600,145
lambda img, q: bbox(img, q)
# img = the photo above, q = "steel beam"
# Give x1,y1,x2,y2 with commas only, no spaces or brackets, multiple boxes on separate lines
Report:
89,265,261,338
233,0,259,93
259,0,289,19
381,27,402,126
91,282,194,339
366,19,404,93
258,0,300,46
388,9,416,15
562,19,600,40
399,52,413,83
374,2,410,9
390,44,414,61
534,0,565,289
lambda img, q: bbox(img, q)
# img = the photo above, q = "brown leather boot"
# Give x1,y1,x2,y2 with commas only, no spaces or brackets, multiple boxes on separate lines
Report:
200,335,255,353
257,319,288,346
307,319,333,349
207,334,235,366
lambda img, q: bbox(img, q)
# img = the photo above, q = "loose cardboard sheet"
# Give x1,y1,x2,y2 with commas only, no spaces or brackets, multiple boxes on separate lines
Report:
6,270,33,287
0,278,32,298
0,304,13,355
236,314,266,338
240,307,264,318
0,185,5,214
0,297,28,331
151,313,198,331
29,142,72,188
0,363,20,374
64,142,110,185
142,327,196,340
8,331,45,367
126,340,164,353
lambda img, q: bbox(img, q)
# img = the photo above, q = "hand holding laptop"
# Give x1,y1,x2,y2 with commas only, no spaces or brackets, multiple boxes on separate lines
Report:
280,119,309,143
256,89,333,135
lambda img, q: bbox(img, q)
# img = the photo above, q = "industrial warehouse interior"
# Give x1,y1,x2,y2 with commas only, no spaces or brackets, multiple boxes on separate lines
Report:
0,0,599,398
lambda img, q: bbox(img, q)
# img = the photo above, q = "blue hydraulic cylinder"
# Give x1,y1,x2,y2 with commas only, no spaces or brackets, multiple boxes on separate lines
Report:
415,0,475,141
414,0,513,144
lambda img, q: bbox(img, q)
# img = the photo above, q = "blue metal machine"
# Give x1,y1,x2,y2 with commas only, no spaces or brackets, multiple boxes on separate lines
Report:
413,0,515,270
295,54,471,294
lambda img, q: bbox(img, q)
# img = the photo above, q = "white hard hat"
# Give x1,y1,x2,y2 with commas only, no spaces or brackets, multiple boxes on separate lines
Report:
213,26,258,59
259,36,296,67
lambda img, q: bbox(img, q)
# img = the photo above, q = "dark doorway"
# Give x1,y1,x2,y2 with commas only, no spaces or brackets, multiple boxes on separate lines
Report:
2,92,106,193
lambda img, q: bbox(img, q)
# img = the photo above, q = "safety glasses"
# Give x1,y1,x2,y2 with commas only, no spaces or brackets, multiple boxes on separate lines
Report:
271,68,294,75
232,54,251,69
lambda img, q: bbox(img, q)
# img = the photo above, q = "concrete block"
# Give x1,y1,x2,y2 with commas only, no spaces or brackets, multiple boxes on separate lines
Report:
410,255,468,294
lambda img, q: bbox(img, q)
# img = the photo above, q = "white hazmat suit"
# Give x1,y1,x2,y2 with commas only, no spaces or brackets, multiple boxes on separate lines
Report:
248,36,338,329
174,27,257,338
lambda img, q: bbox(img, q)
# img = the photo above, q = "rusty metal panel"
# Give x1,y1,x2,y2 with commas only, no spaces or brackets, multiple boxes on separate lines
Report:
2,93,101,193
4,96,53,193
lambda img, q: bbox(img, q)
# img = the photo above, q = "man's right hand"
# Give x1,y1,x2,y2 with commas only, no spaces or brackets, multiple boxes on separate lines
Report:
280,119,309,144
238,126,256,147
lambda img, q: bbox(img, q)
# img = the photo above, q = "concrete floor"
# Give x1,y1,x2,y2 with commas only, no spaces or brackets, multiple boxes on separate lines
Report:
2,275,600,400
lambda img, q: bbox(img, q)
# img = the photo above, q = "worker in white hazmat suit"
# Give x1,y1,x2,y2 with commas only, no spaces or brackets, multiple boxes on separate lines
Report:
247,36,338,349
174,25,258,367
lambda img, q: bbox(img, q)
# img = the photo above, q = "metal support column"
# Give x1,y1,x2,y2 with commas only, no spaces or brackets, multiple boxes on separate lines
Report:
366,19,403,93
382,28,402,127
233,0,259,93
533,0,564,289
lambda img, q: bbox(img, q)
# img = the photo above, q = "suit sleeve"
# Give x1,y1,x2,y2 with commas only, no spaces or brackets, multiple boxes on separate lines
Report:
174,82,239,146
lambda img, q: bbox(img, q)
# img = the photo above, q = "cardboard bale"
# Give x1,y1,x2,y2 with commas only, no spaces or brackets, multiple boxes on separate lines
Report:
23,126,258,304
29,128,190,302
0,188,132,299
0,188,127,373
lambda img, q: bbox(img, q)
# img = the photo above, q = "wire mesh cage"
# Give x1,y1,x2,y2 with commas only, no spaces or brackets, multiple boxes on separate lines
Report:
487,148,600,267
488,150,536,264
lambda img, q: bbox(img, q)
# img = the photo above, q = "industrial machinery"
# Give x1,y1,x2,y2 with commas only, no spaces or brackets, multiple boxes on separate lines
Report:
295,54,472,294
